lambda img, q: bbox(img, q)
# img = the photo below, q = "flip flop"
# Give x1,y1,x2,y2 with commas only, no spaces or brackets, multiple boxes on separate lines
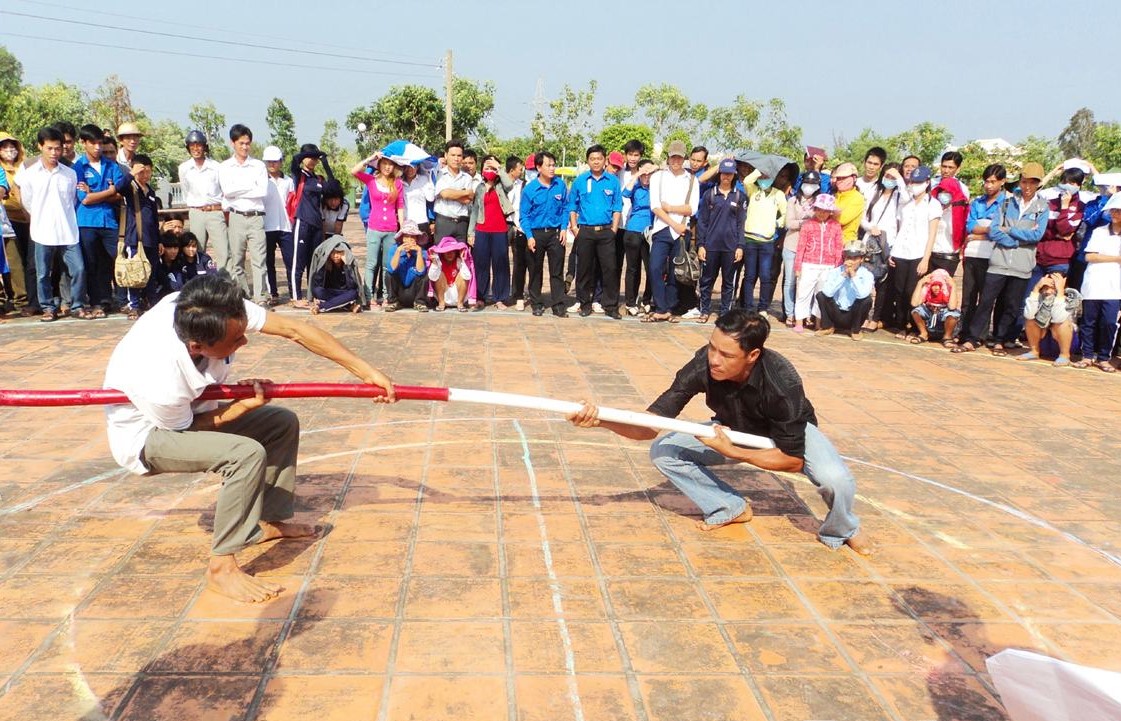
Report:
1097,360,1116,373
1017,351,1039,361
951,342,976,354
908,335,926,344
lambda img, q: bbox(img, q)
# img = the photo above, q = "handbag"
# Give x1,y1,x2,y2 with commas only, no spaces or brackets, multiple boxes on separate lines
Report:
114,183,152,289
672,174,701,285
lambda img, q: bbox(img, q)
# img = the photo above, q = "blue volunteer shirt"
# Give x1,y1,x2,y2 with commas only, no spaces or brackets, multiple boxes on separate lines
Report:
566,170,622,226
390,248,428,287
73,154,126,228
965,192,1004,233
519,176,568,236
623,183,652,232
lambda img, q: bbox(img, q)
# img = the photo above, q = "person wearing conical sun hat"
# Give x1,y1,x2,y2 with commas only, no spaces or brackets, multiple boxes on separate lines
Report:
116,121,144,168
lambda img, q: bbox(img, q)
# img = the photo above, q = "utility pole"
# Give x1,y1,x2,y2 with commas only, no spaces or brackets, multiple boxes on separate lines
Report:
444,49,453,142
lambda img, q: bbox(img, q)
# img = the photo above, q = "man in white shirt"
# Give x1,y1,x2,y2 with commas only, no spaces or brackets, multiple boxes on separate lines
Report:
218,124,269,305
262,145,294,304
856,147,886,202
178,130,228,257
116,122,143,169
647,140,701,320
433,140,474,242
15,126,88,321
103,273,396,602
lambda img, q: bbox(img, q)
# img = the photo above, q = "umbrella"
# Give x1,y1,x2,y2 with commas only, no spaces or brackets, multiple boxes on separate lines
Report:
733,149,798,185
379,140,437,170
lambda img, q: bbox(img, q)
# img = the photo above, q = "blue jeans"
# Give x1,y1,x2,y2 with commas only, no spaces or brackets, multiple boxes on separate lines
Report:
782,247,797,319
649,228,679,314
740,242,774,312
473,230,510,303
649,423,859,548
365,229,397,300
35,242,85,314
1079,299,1120,361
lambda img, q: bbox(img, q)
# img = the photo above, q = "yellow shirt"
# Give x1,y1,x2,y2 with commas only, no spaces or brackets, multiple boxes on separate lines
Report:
835,188,866,242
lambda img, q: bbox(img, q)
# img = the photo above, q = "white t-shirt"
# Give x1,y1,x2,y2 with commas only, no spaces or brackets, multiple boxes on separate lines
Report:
321,198,350,230
856,177,879,203
649,169,700,238
892,194,942,260
933,203,955,254
404,173,435,225
103,294,268,474
264,174,294,232
14,161,79,246
1081,226,1121,300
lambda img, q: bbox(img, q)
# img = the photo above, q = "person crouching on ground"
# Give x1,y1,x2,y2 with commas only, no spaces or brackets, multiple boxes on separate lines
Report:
909,269,961,346
428,235,473,312
179,232,218,279
309,236,364,314
815,243,874,339
1019,273,1080,367
386,219,431,312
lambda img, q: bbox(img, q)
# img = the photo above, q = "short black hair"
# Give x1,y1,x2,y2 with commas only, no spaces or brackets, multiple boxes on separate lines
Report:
982,164,1007,181
133,153,153,167
623,139,646,155
505,155,522,172
941,151,964,167
181,231,199,247
586,144,606,159
78,124,104,143
1060,168,1086,186
229,124,252,142
160,230,182,248
322,178,344,200
173,272,247,346
864,146,887,163
37,126,64,146
903,154,921,167
462,148,477,161
53,121,77,139
445,139,464,152
690,146,708,159
714,309,770,353
535,151,556,168
101,136,118,149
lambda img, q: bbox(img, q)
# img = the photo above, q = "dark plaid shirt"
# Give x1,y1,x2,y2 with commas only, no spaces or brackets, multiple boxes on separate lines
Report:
647,346,817,459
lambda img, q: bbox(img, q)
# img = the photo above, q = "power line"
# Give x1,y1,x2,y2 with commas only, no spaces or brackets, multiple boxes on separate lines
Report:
1,10,440,68
0,32,437,79
6,0,436,64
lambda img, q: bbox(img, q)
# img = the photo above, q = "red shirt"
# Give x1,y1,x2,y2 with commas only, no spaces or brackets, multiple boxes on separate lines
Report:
476,188,508,233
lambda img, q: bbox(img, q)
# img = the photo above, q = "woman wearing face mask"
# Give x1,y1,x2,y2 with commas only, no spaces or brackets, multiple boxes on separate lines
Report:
467,154,514,310
782,170,821,326
885,166,942,337
859,164,903,330
0,133,34,315
739,166,787,314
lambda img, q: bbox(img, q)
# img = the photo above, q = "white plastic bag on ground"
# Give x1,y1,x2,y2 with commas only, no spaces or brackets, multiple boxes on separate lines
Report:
986,648,1121,721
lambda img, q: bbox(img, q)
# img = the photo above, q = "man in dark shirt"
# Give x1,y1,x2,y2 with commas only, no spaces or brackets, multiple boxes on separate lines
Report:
568,309,871,554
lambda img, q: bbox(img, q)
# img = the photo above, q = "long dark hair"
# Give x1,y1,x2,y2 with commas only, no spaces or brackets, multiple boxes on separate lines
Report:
867,162,901,220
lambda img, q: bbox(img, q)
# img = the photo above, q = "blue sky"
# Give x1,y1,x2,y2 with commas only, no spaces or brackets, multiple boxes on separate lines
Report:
4,0,1119,151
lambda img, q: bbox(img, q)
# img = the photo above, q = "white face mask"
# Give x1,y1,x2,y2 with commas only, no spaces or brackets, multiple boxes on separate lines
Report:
910,183,927,196
0,147,17,162
800,184,819,196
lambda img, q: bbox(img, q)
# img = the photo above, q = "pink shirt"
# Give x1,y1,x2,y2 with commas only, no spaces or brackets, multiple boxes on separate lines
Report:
356,172,404,232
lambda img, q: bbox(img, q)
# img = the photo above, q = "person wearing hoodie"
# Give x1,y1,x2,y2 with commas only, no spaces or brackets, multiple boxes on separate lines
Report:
909,269,961,346
739,165,787,315
0,132,36,314
309,237,365,314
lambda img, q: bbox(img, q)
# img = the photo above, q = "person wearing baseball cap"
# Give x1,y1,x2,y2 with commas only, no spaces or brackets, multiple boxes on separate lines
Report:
815,242,875,339
178,130,227,259
262,145,293,305
796,146,831,195
956,161,1050,355
116,121,144,168
883,165,940,337
643,140,699,321
696,157,746,323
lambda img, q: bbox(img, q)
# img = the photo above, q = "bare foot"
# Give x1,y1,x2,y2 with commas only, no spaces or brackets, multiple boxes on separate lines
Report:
695,507,753,532
292,299,309,309
206,555,282,603
350,302,362,313
309,300,320,314
257,520,319,544
844,530,875,556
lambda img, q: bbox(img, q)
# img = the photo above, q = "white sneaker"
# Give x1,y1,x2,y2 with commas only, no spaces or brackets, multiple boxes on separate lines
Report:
626,305,640,316
567,301,581,313
759,310,770,318
515,300,525,311
682,308,701,319
592,302,604,314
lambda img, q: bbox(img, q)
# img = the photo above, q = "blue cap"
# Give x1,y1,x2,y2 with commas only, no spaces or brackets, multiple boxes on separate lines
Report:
909,165,932,183
718,158,737,174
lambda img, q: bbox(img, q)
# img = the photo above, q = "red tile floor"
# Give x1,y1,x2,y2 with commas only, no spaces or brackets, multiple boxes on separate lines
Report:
0,223,1119,720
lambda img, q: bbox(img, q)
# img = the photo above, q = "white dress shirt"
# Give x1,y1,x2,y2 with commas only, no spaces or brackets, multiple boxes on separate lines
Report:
264,174,294,232
218,156,268,213
433,167,473,218
404,173,436,224
14,160,79,246
178,157,223,207
649,169,700,238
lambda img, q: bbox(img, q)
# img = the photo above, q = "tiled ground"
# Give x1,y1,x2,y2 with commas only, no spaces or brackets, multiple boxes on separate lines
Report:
1,222,1119,721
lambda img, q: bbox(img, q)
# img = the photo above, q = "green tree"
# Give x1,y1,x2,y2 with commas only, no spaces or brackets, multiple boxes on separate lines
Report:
141,118,187,184
1057,107,1096,160
450,77,495,146
485,136,538,166
1092,122,1121,171
1018,135,1061,170
831,128,893,167
706,95,763,153
531,81,598,166
0,45,25,122
265,97,298,160
756,98,803,161
662,129,692,160
188,101,229,160
630,83,707,146
88,75,136,133
596,123,655,156
4,81,88,149
888,121,953,164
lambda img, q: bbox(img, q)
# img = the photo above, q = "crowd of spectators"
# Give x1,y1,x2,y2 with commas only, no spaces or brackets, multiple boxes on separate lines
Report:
3,120,1119,372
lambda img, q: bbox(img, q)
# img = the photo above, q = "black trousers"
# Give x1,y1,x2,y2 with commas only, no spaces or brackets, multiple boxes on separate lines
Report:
967,272,1027,345
434,213,468,243
817,292,872,333
929,253,960,277
528,228,566,313
509,227,529,302
574,225,618,311
959,256,989,338
388,273,427,307
886,257,923,331
622,230,651,307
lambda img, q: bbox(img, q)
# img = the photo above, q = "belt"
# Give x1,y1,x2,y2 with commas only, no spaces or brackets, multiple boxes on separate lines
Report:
931,252,957,261
230,209,265,217
192,204,223,212
579,224,610,232
435,213,468,223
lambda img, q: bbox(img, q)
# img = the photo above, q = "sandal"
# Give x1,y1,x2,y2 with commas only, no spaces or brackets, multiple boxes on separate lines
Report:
1052,357,1071,367
1071,359,1093,369
457,305,469,313
434,305,446,312
641,312,670,323
951,342,976,353
941,338,957,349
40,310,57,323
1097,360,1117,373
696,314,711,324
908,335,926,344
666,315,681,324
991,347,1009,357
76,307,96,320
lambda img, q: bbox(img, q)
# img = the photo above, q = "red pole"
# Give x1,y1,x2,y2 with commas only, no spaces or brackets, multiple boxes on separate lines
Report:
0,383,451,407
